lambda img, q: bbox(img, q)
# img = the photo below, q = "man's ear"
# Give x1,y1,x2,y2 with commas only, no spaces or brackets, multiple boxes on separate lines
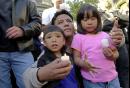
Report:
63,39,66,45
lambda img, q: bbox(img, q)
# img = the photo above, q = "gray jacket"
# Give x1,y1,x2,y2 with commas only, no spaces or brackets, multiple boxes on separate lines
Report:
23,51,46,88
12,0,41,51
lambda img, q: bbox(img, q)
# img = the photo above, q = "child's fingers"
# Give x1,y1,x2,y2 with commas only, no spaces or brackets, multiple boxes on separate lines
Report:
91,66,101,69
110,46,117,51
89,68,99,78
89,71,95,78
84,53,88,60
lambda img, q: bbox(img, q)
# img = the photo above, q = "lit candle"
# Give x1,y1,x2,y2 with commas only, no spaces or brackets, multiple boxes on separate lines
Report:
61,54,70,61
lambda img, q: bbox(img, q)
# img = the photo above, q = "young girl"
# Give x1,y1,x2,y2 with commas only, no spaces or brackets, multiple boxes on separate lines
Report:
71,4,120,88
37,25,78,88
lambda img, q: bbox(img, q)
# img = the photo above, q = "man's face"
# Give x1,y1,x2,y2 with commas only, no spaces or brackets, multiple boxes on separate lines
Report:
54,14,75,38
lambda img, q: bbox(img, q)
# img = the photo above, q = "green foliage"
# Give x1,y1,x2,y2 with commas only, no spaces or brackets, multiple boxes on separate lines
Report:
84,0,99,6
105,0,112,10
116,0,127,9
67,0,99,20
67,1,83,20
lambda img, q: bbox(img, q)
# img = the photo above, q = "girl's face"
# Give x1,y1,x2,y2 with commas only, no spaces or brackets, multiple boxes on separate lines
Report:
54,14,74,38
44,31,65,54
81,17,98,34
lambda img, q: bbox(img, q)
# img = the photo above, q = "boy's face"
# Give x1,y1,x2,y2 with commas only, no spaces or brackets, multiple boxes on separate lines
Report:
54,14,74,38
44,31,65,53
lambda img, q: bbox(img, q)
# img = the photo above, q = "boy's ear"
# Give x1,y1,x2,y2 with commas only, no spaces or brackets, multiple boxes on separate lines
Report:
44,44,46,46
43,41,46,46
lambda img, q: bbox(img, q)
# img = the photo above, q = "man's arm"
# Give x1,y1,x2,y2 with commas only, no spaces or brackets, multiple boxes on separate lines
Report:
23,59,71,88
20,0,41,39
102,19,125,47
109,19,125,47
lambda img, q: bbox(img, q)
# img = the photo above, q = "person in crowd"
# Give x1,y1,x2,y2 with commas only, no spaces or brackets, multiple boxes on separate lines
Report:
42,0,64,25
71,4,120,88
51,9,84,88
101,0,129,87
0,0,41,88
51,9,75,53
23,9,124,88
23,25,79,88
38,25,78,88
23,9,83,88
102,13,129,88
42,0,70,26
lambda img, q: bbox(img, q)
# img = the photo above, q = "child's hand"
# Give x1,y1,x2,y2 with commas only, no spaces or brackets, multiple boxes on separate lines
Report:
103,46,118,61
83,54,100,77
103,47,113,58
84,59,97,72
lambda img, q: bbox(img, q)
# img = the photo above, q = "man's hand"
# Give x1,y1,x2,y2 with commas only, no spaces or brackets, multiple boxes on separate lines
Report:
109,19,124,46
37,59,72,81
6,26,24,39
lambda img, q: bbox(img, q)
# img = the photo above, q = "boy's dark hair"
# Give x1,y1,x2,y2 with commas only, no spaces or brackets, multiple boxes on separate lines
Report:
51,9,73,25
76,4,102,34
43,25,66,40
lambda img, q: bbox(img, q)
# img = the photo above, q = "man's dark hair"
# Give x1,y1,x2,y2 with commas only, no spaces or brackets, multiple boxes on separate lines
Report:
51,9,73,25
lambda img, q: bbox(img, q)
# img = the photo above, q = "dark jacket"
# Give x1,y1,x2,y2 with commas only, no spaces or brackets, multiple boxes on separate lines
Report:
37,47,84,88
12,0,41,51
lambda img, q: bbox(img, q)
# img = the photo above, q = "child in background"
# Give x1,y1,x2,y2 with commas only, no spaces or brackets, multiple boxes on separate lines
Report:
37,25,78,88
71,4,120,88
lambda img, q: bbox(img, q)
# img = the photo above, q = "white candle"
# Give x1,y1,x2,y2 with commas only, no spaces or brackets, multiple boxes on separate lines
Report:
61,54,70,61
101,39,109,47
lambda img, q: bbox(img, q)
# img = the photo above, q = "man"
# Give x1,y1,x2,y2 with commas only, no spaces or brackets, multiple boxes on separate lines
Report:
23,9,75,88
23,9,125,88
0,0,41,88
42,0,63,25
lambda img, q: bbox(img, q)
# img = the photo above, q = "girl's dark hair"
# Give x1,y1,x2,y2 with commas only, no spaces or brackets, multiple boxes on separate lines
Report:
51,9,73,25
76,4,102,34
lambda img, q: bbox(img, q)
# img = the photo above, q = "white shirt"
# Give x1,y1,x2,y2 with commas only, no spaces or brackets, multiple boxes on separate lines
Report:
42,7,57,25
42,3,70,25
